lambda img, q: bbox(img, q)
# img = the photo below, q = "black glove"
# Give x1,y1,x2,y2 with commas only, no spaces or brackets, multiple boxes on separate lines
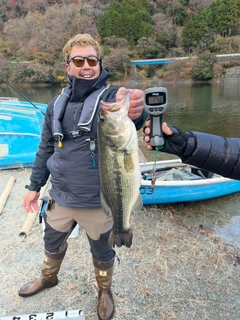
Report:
160,125,190,156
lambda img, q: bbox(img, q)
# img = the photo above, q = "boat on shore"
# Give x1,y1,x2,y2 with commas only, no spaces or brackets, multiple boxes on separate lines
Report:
2,100,240,206
140,159,240,205
0,97,47,169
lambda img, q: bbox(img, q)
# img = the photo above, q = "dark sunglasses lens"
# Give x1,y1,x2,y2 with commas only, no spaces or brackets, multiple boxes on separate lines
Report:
87,57,98,66
71,56,99,67
72,58,84,67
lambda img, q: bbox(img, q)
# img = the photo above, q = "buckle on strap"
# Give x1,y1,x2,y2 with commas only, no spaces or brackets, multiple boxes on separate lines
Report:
68,130,83,138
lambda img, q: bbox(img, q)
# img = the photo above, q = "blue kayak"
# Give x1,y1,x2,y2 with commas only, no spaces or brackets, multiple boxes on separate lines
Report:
0,98,47,169
140,159,240,204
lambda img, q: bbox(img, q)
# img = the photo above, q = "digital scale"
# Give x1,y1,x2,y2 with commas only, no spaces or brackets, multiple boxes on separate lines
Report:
144,87,168,147
0,310,85,320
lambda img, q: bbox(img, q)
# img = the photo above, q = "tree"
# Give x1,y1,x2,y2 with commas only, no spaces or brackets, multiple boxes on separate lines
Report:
181,14,198,51
192,52,217,79
97,2,120,39
98,0,153,45
208,0,240,36
170,4,187,26
102,47,132,79
181,7,209,52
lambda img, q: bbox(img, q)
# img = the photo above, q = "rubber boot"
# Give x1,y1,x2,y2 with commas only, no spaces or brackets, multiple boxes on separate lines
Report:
18,248,66,297
93,256,115,320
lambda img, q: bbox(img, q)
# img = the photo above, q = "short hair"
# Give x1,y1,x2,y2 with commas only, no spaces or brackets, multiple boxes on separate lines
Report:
62,33,101,63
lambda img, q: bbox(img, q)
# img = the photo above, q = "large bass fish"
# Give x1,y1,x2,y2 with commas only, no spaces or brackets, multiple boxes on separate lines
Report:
98,90,143,248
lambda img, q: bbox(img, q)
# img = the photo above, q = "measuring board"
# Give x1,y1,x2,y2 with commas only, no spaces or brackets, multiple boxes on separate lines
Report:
0,310,85,320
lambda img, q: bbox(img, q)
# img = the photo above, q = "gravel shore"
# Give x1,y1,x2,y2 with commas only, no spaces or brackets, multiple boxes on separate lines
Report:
1,167,240,320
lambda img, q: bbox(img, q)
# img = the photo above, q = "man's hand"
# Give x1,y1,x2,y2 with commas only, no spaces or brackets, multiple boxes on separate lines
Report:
144,120,173,150
116,87,144,120
144,120,189,156
23,191,40,213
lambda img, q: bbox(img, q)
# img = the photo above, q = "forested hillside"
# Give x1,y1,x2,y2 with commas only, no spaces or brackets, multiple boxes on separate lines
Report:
0,0,239,83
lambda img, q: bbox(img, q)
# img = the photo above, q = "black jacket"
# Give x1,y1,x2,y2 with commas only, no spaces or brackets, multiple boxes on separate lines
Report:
181,131,240,180
27,68,147,207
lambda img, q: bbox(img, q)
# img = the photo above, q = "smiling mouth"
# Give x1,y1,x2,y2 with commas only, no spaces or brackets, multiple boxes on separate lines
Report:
79,73,94,79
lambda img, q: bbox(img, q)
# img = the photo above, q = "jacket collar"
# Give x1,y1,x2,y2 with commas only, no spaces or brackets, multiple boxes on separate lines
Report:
68,68,111,102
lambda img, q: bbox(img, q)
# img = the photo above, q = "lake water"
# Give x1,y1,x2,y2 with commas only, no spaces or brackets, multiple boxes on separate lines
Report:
2,80,240,136
1,80,240,246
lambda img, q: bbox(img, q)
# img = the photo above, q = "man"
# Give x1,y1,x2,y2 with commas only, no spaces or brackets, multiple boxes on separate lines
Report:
19,33,147,320
144,120,240,179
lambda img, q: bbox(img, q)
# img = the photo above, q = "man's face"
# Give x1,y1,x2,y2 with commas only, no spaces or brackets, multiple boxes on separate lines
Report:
65,45,101,79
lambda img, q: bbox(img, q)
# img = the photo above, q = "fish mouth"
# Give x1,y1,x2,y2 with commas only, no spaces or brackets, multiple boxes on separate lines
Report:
101,102,121,112
99,106,122,120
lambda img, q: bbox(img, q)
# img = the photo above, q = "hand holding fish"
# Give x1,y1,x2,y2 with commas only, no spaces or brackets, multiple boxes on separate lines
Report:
116,87,144,120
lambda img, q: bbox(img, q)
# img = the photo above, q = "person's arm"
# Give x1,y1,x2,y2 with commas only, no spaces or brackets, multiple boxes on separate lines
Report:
181,132,240,180
144,120,240,180
26,100,55,193
23,101,55,213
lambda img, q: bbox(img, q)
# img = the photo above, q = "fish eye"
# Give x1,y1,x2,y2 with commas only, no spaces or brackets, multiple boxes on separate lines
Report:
99,115,106,122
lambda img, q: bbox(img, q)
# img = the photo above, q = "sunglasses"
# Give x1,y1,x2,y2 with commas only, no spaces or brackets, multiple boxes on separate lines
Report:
68,55,100,67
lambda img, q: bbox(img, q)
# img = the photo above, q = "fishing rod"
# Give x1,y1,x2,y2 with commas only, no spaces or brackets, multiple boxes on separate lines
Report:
0,78,46,116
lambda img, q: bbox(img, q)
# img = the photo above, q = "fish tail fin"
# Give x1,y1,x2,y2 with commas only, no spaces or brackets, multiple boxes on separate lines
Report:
108,229,133,248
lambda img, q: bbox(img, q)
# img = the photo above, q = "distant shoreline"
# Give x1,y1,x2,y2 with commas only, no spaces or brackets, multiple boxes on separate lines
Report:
1,69,240,90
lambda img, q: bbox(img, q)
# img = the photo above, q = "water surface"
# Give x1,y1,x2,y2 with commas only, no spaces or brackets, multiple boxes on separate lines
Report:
1,80,240,246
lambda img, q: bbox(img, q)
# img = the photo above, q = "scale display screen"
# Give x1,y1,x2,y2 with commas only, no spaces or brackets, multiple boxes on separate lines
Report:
146,93,166,105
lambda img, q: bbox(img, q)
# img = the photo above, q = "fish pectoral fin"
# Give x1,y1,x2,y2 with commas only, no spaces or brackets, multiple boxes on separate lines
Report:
131,194,143,214
124,153,134,172
100,189,112,216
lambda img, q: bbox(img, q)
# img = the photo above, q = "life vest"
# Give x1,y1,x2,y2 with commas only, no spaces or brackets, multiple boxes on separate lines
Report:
52,83,110,147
